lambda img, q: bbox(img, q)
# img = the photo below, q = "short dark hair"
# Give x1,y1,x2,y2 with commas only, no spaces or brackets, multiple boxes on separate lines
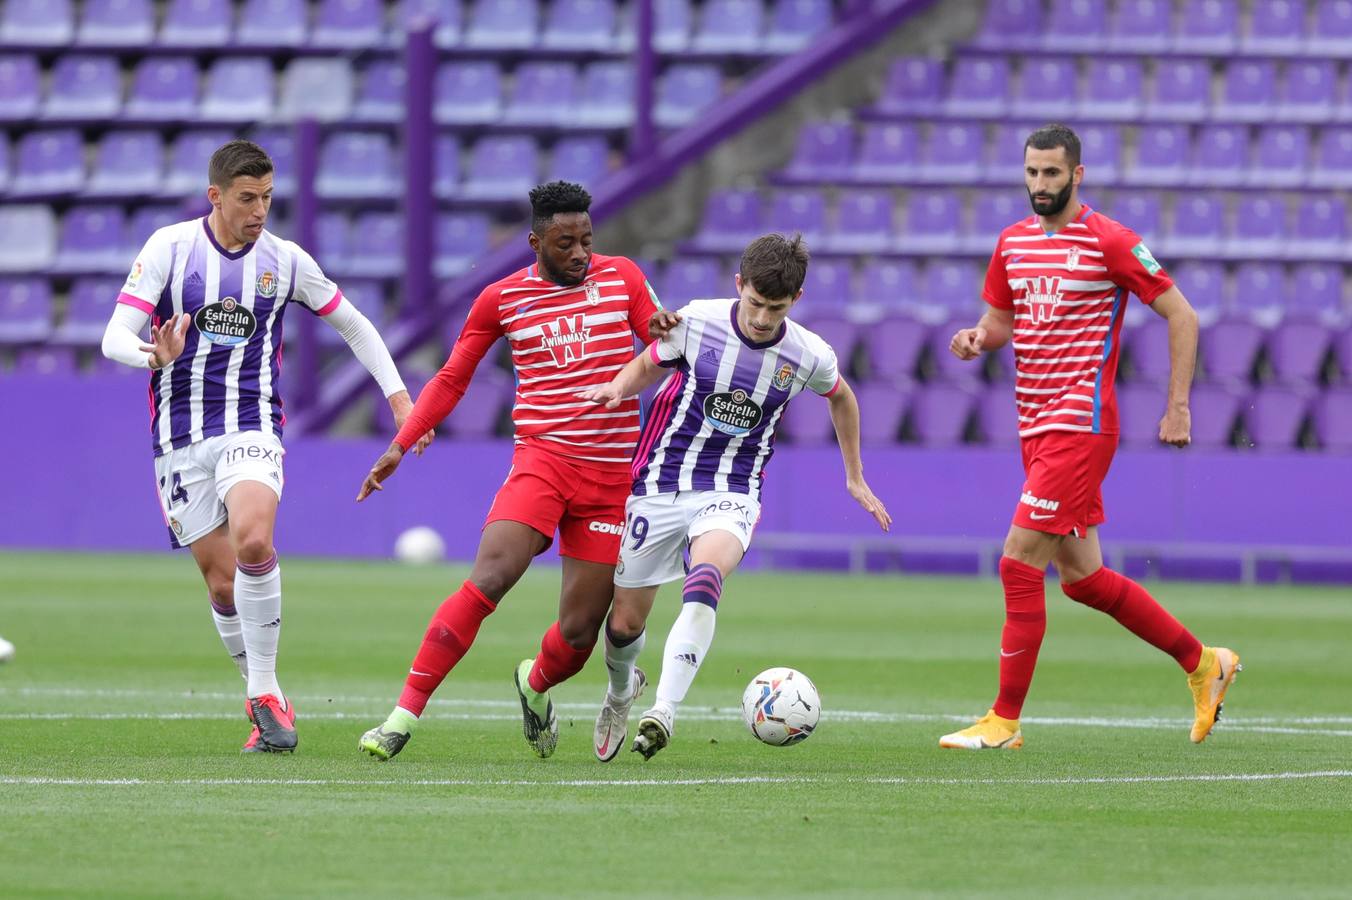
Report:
739,233,810,301
1024,123,1081,168
529,181,592,234
208,139,274,189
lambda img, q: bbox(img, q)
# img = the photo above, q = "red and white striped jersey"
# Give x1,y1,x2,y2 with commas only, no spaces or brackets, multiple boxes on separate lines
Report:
407,254,660,468
983,205,1173,439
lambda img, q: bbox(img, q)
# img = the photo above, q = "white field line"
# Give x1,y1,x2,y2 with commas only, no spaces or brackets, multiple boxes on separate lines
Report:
2,772,1350,789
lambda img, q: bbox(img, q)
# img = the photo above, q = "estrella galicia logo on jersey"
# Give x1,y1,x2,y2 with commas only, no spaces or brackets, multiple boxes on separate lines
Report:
539,313,592,367
1025,275,1063,325
194,296,258,346
772,362,796,391
1131,241,1162,276
255,270,278,298
703,388,763,436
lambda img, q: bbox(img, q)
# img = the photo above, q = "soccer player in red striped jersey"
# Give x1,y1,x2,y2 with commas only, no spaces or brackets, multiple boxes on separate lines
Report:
940,125,1240,750
354,182,678,761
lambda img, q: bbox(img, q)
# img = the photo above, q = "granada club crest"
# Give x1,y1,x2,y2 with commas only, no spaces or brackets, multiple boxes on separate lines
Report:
255,270,278,298
771,362,795,391
1025,275,1064,325
1065,246,1080,272
584,280,600,305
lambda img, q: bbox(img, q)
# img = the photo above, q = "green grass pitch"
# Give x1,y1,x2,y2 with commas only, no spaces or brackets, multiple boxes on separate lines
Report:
1,550,1348,898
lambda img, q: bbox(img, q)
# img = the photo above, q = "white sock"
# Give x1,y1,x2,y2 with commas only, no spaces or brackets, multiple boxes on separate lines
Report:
209,600,248,680
654,601,717,714
236,553,283,700
604,624,645,700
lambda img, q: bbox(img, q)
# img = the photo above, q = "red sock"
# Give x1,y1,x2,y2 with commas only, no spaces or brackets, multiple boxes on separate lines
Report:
993,556,1047,721
397,580,497,716
1061,567,1203,672
527,621,595,693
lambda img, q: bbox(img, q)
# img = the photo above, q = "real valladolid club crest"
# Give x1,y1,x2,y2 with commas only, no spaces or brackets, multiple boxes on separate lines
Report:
584,280,600,305
772,362,795,391
255,270,278,298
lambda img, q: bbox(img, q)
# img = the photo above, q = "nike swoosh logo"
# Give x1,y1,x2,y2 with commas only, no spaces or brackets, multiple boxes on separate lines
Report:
409,669,433,677
1029,511,1055,520
1000,648,1026,658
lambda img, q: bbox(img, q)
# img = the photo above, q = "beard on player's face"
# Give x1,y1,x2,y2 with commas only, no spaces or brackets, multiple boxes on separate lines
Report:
1027,178,1074,217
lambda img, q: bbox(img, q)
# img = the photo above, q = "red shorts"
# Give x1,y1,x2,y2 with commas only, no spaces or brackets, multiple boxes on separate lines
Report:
484,443,631,565
1013,431,1118,538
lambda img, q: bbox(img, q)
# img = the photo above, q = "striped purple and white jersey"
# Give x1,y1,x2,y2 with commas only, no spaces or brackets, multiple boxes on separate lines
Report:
632,298,841,500
117,218,342,456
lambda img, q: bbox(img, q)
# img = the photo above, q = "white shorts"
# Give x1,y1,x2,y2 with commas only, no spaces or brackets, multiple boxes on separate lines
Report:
152,430,285,548
614,491,760,588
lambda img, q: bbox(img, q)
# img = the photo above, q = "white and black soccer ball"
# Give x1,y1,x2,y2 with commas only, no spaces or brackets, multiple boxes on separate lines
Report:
740,667,820,746
394,526,445,565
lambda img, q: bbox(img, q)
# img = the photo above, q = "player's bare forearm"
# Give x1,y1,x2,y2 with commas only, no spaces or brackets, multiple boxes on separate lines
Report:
827,380,893,531
582,348,666,408
976,307,1015,351
1152,286,1199,409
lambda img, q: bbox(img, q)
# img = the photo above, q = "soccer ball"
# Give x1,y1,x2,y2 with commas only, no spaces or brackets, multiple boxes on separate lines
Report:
394,526,445,564
740,667,820,746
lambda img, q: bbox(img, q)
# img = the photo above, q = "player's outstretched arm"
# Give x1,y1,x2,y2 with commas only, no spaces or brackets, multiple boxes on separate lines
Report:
648,308,682,339
357,442,404,502
577,346,667,408
102,305,189,370
950,307,1015,360
1149,285,1199,448
826,377,892,532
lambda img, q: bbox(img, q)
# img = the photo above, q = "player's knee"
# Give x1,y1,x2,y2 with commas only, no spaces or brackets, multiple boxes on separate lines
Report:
233,532,275,566
469,570,513,603
207,578,234,607
607,607,646,639
558,613,600,649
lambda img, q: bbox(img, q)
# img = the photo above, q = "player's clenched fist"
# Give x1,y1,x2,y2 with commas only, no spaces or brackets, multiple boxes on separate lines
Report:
949,327,987,361
357,443,405,501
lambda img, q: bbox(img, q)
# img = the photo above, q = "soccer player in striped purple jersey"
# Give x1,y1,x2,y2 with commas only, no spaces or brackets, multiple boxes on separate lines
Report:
578,234,892,761
101,140,424,753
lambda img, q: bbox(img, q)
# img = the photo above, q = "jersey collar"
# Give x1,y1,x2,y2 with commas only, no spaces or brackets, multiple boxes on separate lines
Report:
202,217,257,260
730,301,786,349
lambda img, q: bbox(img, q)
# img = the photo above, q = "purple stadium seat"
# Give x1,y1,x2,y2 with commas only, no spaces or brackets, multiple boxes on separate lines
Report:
654,63,720,128
1244,386,1311,450
1125,317,1171,385
237,0,308,47
828,189,894,254
944,57,1010,117
249,126,294,192
1,0,74,44
1167,194,1225,256
1288,263,1345,324
465,0,538,48
1308,0,1352,55
692,0,762,52
0,54,40,120
1175,0,1238,53
854,259,920,310
856,382,908,446
876,58,944,116
1110,0,1173,51
1080,59,1143,121
861,311,926,381
1107,193,1163,244
663,258,726,305
764,0,833,52
1292,235,1348,307
1243,0,1306,53
1311,388,1352,451
55,205,127,273
311,0,385,47
1279,60,1337,124
53,276,121,345
1249,126,1309,189
435,212,491,278
126,206,180,247
342,212,401,279
1227,194,1287,257
854,122,921,182
575,62,633,128
1044,0,1108,49
445,371,512,439
927,314,985,386
316,132,398,199
696,189,761,248
1190,384,1245,449
1117,383,1168,448
984,122,1039,181
1079,124,1122,183
461,136,538,200
1215,61,1278,123
908,384,976,447
433,133,460,197
1012,58,1078,120
314,211,350,269
969,0,1043,49
1230,261,1287,325
1200,318,1264,385
799,311,857,364
503,62,577,125
542,0,615,50
435,61,502,125
78,0,154,46
0,278,54,342
779,388,837,446
0,135,9,193
1190,125,1248,188
765,189,827,244
975,386,1019,447
353,61,405,122
549,136,609,186
397,0,463,45
1169,260,1226,324
279,58,354,122
0,206,57,270
919,258,978,322
44,55,122,119
902,192,963,256
85,131,164,198
158,0,231,46
1268,321,1333,387
1314,126,1352,190
10,129,84,196
921,122,985,183
783,121,855,182
1146,59,1210,122
1337,328,1352,381
200,58,274,121
1126,124,1190,187
16,346,79,375
646,0,693,53
165,129,230,194
967,192,1024,253
124,57,199,120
